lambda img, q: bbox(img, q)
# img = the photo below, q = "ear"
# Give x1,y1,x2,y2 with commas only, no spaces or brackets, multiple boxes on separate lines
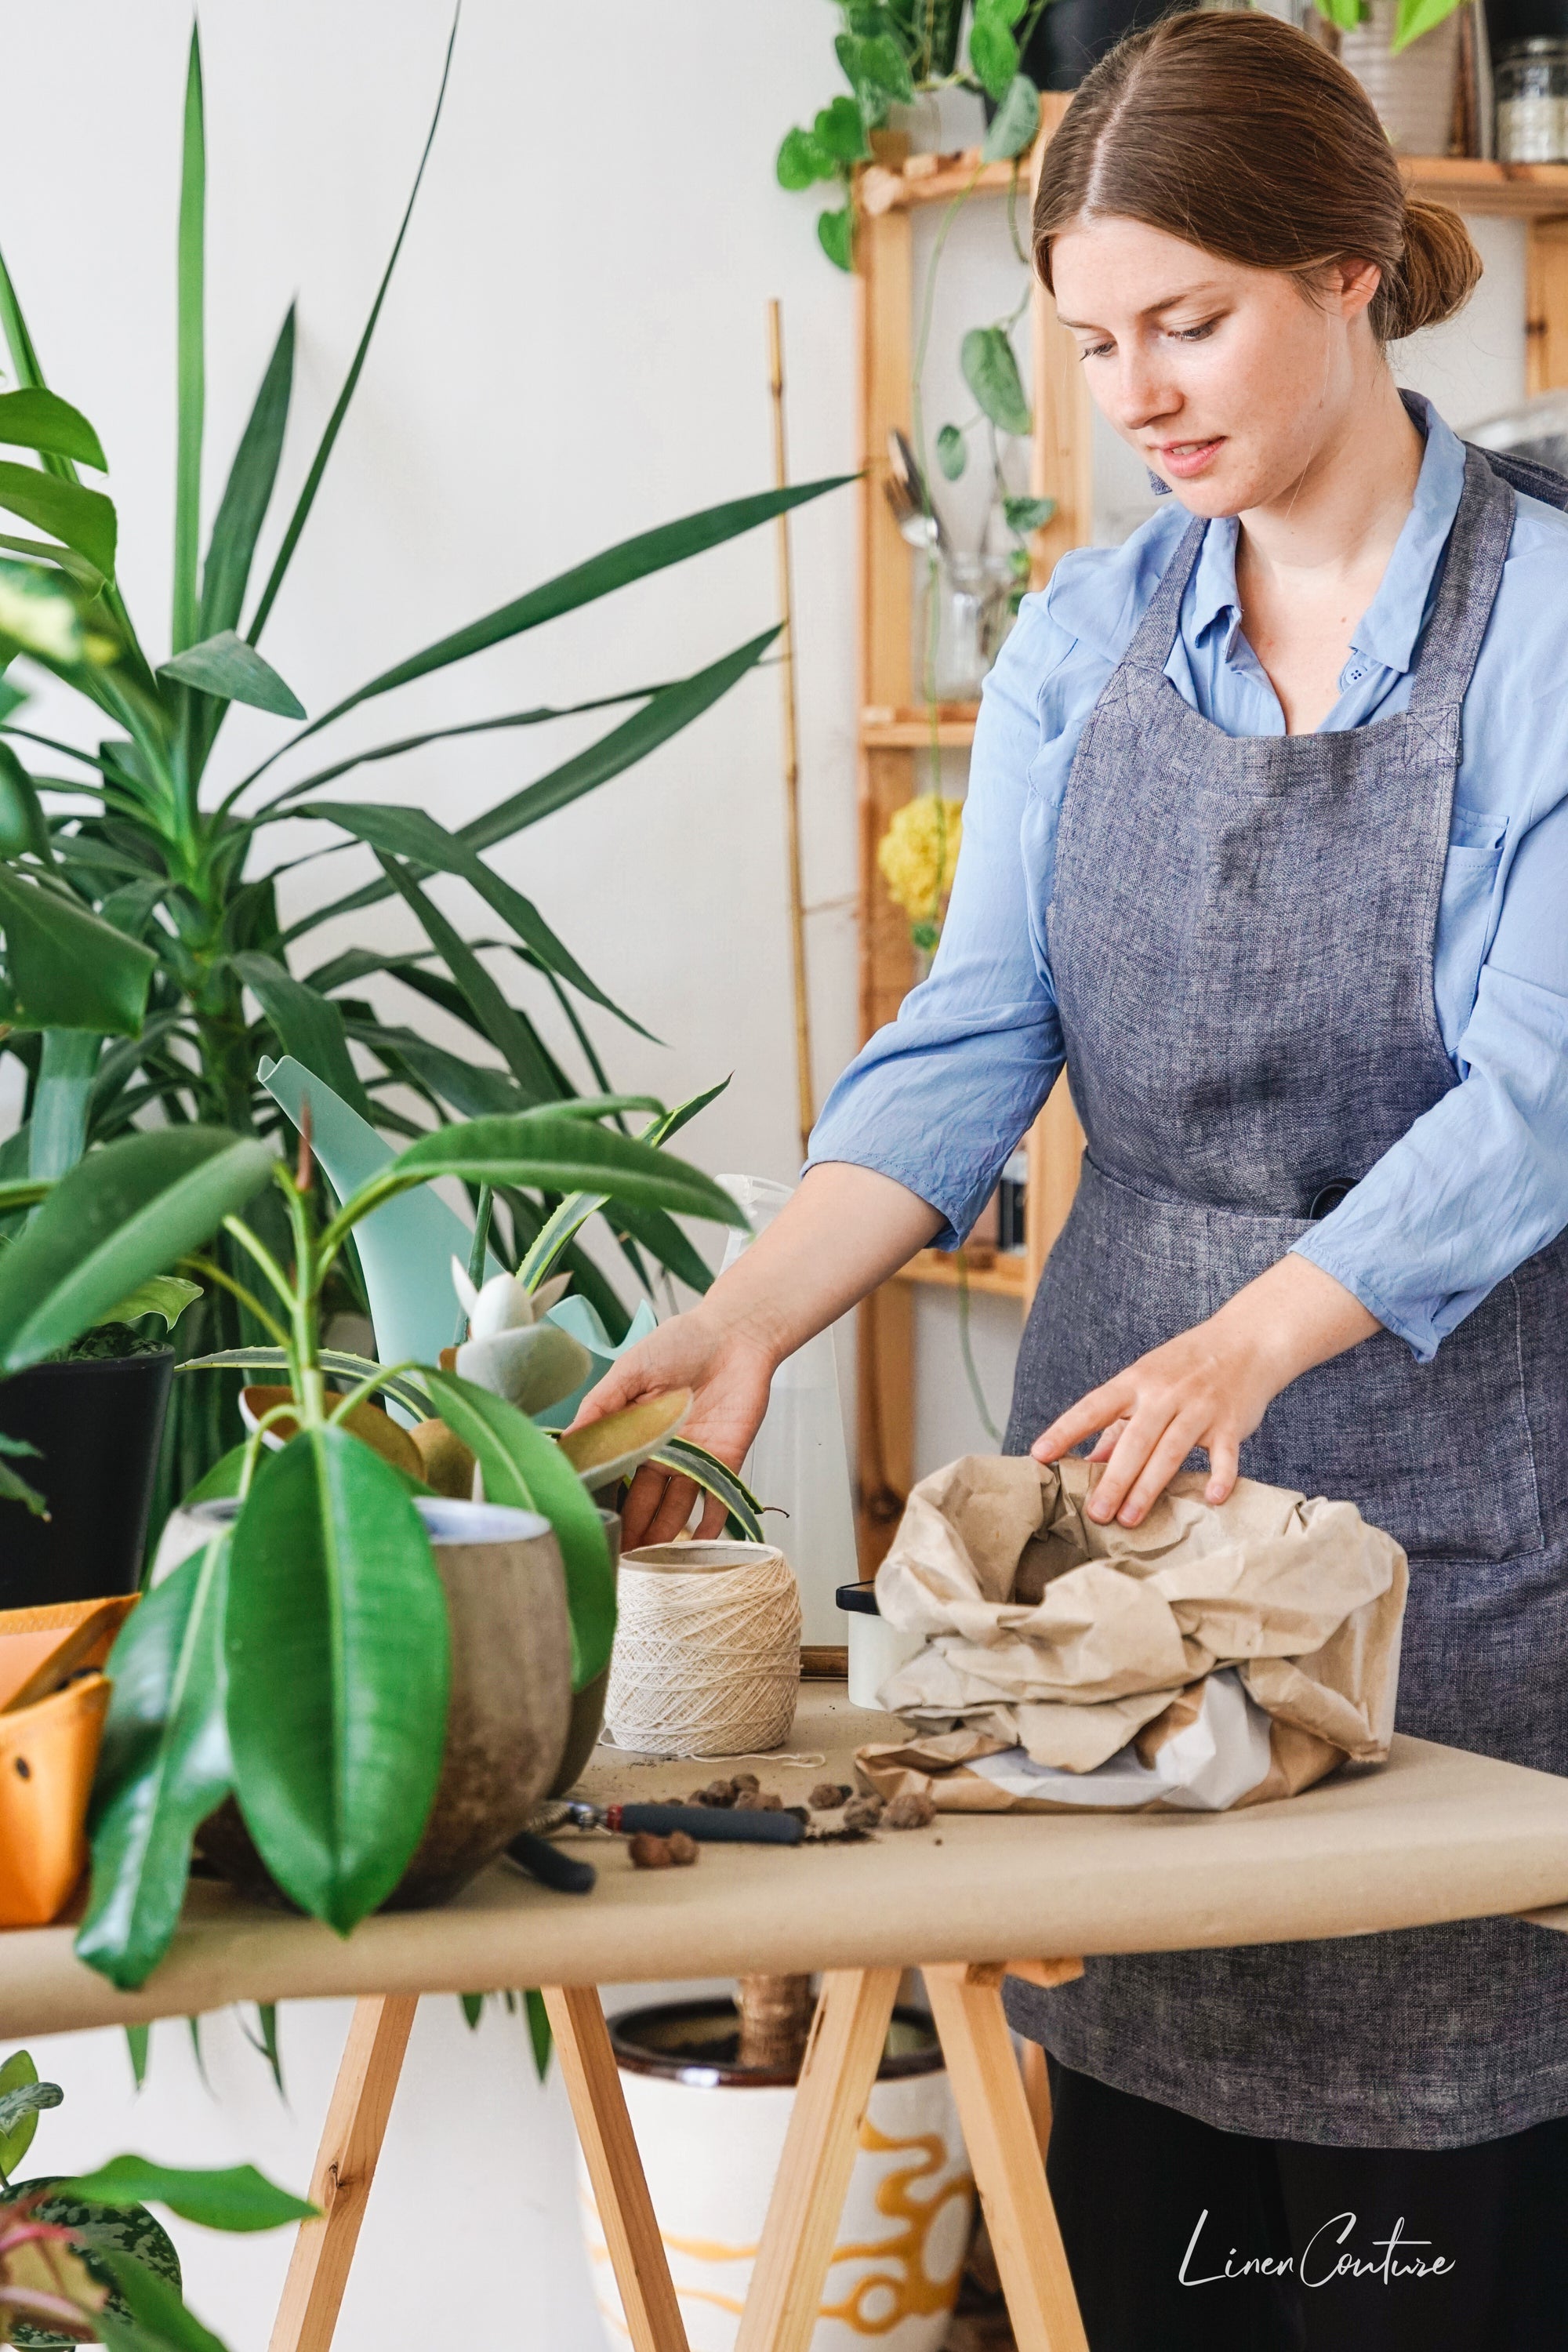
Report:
1337,258,1382,323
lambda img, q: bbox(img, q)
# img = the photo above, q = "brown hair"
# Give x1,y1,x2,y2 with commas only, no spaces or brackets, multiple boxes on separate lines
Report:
1032,10,1479,343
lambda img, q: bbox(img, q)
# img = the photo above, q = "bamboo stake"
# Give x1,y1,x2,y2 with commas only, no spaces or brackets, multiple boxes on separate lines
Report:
768,298,816,1163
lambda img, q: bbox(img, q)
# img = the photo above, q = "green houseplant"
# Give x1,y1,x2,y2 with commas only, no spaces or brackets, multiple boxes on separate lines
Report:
72,1098,746,1994
0,19,848,1530
0,2044,310,2352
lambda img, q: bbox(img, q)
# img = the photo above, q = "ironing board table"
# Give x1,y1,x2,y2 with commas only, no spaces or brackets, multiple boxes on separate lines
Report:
4,1685,1568,2352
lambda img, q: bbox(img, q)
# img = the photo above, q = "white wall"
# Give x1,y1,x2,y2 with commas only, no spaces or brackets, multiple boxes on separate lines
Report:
0,9,1539,2343
2,5,855,2347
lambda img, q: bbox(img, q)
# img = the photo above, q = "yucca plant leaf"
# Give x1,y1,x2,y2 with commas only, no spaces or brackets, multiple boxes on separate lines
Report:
28,1025,100,1179
272,485,845,766
0,739,51,858
246,15,459,645
171,26,205,655
225,1425,449,1933
371,854,563,1102
0,463,116,581
416,1368,615,1689
0,869,154,1034
161,633,303,719
0,1127,273,1370
306,800,652,1036
228,953,371,1117
75,1535,233,1992
0,387,107,470
199,307,294,643
281,630,779,941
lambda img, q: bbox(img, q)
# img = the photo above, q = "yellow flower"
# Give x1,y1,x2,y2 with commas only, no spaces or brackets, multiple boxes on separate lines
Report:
877,793,964,926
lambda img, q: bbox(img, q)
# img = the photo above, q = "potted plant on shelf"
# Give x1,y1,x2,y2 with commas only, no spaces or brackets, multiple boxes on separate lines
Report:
71,1098,747,1994
0,19,849,1531
1318,0,1472,157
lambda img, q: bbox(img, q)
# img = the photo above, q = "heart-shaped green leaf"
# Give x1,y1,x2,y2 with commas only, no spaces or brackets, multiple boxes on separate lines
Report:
961,326,1032,438
0,2053,58,2180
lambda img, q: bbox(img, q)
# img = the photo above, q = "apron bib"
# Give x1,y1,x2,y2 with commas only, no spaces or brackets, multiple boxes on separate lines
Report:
1004,449,1568,2147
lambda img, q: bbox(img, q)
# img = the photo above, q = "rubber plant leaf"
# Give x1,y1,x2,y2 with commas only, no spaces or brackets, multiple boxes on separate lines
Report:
417,1367,615,1690
0,1127,273,1372
0,387,107,470
64,2158,314,2232
74,1536,234,1993
224,1425,449,1934
259,1056,502,1370
159,632,304,718
0,868,155,1034
0,462,116,580
514,1080,730,1298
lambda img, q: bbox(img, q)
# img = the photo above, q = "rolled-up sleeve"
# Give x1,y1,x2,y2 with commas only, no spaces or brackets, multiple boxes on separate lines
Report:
806,597,1069,1247
1292,786,1568,1359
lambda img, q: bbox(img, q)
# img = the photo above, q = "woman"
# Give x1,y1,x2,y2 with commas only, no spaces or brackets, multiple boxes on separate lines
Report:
581,15,1568,2345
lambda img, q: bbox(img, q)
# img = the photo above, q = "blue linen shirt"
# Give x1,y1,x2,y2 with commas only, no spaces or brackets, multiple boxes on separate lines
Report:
808,400,1568,1363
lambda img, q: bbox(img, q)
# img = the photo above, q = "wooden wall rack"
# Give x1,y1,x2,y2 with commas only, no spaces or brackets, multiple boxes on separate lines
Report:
852,99,1568,1569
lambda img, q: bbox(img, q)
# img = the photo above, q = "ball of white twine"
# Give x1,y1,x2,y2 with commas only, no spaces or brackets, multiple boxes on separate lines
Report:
604,1543,802,1759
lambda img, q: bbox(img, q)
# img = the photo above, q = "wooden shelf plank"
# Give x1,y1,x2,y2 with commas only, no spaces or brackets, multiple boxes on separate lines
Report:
860,147,1568,222
861,703,979,749
895,1248,1028,1300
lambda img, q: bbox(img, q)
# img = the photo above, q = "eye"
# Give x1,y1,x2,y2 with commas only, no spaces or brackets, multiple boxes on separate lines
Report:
1172,318,1219,343
1078,339,1115,363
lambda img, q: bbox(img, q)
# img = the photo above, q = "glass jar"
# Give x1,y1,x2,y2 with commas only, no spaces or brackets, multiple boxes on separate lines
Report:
910,549,1016,703
1497,39,1568,165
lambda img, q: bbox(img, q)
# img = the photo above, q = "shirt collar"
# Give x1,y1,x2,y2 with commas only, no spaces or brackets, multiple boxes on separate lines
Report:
1186,394,1467,679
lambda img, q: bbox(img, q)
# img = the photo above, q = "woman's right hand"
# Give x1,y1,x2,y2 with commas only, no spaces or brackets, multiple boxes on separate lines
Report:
569,1305,777,1547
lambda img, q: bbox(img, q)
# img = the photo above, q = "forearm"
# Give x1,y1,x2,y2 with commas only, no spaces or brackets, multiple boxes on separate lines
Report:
1211,1251,1381,1386
693,1161,942,1370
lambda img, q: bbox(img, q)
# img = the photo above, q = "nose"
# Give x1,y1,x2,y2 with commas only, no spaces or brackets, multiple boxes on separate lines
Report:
1105,343,1180,437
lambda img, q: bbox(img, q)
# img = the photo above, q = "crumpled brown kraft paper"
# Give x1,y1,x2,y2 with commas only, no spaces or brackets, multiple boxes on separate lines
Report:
857,1456,1408,1813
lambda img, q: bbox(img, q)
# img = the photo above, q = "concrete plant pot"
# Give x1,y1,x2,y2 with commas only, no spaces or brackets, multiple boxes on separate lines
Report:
193,1496,572,1909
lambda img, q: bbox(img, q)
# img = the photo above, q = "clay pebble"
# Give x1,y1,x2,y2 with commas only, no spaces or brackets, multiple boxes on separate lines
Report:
884,1790,935,1830
841,1795,884,1832
629,1830,699,1869
809,1780,854,1812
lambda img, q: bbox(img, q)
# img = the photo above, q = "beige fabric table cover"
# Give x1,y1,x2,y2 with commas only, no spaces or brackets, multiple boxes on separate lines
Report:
3,1686,1568,2035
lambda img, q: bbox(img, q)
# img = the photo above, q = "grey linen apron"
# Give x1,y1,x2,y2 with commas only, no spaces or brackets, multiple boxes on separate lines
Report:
1003,446,1568,2148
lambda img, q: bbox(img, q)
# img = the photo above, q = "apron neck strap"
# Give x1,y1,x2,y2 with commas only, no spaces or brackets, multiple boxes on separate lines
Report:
1405,445,1515,720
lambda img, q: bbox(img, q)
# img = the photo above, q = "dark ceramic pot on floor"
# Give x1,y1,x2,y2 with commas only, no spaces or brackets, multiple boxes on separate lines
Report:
194,1495,572,1909
0,1352,175,1610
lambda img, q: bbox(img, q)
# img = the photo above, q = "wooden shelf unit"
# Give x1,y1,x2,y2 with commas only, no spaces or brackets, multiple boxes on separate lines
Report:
852,96,1568,1570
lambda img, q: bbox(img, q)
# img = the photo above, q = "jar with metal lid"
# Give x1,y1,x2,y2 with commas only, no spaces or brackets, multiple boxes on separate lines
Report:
1497,38,1568,163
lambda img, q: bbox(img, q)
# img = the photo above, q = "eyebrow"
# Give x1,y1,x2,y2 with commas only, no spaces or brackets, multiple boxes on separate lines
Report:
1056,289,1225,331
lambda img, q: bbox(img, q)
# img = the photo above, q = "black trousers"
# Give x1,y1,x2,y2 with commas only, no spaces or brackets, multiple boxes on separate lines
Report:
1043,2060,1568,2352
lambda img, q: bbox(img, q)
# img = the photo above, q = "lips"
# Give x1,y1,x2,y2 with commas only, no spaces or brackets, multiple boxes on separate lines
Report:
1151,437,1225,481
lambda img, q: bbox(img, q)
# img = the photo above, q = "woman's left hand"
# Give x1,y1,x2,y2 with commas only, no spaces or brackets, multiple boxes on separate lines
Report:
1030,1253,1381,1526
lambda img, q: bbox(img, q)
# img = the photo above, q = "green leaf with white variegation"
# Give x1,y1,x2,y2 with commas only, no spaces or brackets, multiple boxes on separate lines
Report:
648,1439,768,1542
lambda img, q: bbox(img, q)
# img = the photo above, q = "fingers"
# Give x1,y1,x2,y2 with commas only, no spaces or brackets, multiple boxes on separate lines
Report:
1206,1431,1240,1507
695,1492,729,1541
641,1471,703,1548
619,1460,678,1550
1086,1417,1128,1463
1094,1406,1207,1527
570,1359,648,1432
1031,1381,1132,1463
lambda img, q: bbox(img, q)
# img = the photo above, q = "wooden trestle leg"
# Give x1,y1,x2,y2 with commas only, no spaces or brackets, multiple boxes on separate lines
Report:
543,1983,691,2352
267,1992,419,2352
925,1962,1091,2352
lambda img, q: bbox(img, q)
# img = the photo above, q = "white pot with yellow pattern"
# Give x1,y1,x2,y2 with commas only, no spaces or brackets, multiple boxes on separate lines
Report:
580,1999,973,2351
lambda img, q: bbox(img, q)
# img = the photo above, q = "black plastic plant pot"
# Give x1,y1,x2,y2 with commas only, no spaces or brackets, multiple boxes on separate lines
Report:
0,1352,175,1608
1021,0,1187,90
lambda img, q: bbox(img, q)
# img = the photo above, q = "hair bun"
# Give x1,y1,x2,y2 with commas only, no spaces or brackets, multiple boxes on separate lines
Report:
1386,198,1482,339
